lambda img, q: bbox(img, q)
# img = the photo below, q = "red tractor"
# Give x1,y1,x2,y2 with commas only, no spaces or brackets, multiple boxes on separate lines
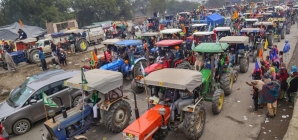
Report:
131,40,192,93
123,69,206,140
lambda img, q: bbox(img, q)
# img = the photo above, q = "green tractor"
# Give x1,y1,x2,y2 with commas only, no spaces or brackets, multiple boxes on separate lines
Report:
192,42,236,114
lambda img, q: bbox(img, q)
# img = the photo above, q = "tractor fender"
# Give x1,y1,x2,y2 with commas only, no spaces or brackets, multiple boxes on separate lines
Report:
181,97,203,112
99,98,123,111
74,135,88,140
130,57,147,71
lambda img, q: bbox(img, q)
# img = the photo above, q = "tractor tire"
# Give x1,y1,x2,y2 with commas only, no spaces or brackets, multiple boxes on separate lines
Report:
211,89,225,114
233,70,238,83
76,39,89,52
239,57,249,73
133,59,148,78
104,99,131,133
252,51,257,63
183,102,206,140
61,43,68,50
29,50,40,64
46,133,58,140
131,80,144,94
175,61,191,69
220,72,233,96
267,34,273,47
281,29,285,39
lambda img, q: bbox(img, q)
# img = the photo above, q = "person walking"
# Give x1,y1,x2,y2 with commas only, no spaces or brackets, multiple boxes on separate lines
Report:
3,50,17,72
131,26,137,39
282,39,290,64
38,47,47,71
68,33,75,55
286,66,298,108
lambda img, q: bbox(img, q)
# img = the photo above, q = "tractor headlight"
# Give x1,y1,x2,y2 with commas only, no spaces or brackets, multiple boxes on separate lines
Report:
123,132,139,140
159,108,166,115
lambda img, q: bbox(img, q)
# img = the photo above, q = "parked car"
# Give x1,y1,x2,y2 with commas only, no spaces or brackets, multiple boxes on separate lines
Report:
0,70,82,135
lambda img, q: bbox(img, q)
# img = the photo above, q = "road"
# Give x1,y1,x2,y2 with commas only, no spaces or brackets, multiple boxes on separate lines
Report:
10,26,298,140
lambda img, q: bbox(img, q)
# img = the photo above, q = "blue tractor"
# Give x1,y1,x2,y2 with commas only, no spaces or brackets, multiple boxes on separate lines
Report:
161,15,175,28
99,40,149,79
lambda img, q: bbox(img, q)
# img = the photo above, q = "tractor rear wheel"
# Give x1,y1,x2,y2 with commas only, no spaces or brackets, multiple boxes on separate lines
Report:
239,57,249,73
104,99,131,133
29,50,40,64
131,80,145,93
220,71,233,96
76,39,89,52
133,59,148,78
176,61,191,69
183,102,206,140
212,89,225,114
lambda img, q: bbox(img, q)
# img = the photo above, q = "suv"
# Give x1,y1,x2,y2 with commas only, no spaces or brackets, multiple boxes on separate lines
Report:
0,70,81,135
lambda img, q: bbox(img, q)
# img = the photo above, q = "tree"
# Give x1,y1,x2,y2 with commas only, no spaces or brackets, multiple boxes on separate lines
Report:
167,0,200,16
148,0,167,15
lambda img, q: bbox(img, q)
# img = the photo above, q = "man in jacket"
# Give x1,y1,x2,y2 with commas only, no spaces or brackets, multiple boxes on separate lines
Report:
38,47,47,71
283,39,290,64
18,29,27,40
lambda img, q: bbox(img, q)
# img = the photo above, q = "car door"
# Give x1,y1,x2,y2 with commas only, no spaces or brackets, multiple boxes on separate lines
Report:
43,40,51,54
49,79,71,110
27,86,51,122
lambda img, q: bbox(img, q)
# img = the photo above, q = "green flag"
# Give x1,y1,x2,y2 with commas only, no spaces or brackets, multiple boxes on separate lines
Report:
42,92,58,108
80,67,88,84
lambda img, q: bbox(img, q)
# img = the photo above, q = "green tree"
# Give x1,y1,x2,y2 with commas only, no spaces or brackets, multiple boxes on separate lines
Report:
149,0,167,15
167,0,200,16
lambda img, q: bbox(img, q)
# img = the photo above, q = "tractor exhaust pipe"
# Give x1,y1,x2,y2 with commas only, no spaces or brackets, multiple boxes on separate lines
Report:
159,108,167,129
131,90,140,119
56,96,67,118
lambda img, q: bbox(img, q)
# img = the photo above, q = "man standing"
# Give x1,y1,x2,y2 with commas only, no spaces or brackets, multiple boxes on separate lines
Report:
38,47,47,71
131,26,137,39
18,29,27,40
283,39,290,64
50,41,56,57
68,33,75,55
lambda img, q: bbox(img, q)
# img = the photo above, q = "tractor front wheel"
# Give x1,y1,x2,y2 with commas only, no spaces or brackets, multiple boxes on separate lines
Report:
131,80,145,93
175,61,191,69
239,57,249,73
104,99,131,133
183,102,206,140
211,89,225,114
76,39,89,52
29,50,40,64
220,72,233,96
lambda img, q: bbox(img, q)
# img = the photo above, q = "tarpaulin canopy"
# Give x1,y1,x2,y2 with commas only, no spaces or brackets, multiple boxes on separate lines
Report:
0,22,46,40
207,13,225,26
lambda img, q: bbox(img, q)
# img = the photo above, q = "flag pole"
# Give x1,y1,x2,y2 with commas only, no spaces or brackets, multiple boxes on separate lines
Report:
44,105,48,120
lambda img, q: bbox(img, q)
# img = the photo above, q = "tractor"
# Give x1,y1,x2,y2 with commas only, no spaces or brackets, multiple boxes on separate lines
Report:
99,40,149,80
161,15,175,28
253,22,274,46
244,19,259,28
240,28,264,62
191,24,209,33
268,17,288,37
213,27,232,39
160,29,183,40
123,69,207,140
44,69,132,140
219,36,250,73
178,12,191,25
147,18,160,32
131,40,192,93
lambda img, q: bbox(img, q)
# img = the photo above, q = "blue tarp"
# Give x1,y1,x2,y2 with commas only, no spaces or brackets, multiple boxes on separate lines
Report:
114,40,142,47
206,14,224,26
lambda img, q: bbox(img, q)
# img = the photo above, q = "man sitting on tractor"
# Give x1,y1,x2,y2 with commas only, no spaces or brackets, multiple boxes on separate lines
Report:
216,51,230,82
172,89,194,125
97,48,112,68
171,46,184,68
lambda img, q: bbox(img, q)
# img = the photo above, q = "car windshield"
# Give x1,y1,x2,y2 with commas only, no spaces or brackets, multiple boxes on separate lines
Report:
21,77,38,88
7,87,34,108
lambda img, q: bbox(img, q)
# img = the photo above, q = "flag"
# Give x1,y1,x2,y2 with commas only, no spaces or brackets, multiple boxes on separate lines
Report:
255,60,260,70
231,10,239,20
258,48,264,60
42,92,58,108
191,40,195,50
264,39,268,50
90,50,98,67
140,63,146,76
19,19,24,27
80,67,88,84
208,23,211,31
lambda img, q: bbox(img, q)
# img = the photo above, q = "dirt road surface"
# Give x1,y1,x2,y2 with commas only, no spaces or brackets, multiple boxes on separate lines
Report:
6,26,298,140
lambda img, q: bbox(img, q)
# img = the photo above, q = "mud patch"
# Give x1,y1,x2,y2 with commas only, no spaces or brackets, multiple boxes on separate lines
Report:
225,116,245,124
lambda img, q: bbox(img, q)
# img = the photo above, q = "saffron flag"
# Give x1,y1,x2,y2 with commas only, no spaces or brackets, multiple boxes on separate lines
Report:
42,92,58,108
231,11,239,20
19,19,24,27
90,51,98,67
264,39,268,50
258,48,264,60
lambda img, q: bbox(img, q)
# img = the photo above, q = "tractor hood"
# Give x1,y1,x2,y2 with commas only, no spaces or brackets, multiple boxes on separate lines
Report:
144,62,164,75
200,69,211,84
123,104,171,139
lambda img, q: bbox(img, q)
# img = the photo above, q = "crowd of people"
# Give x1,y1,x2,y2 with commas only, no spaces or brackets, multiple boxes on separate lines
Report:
247,39,298,118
